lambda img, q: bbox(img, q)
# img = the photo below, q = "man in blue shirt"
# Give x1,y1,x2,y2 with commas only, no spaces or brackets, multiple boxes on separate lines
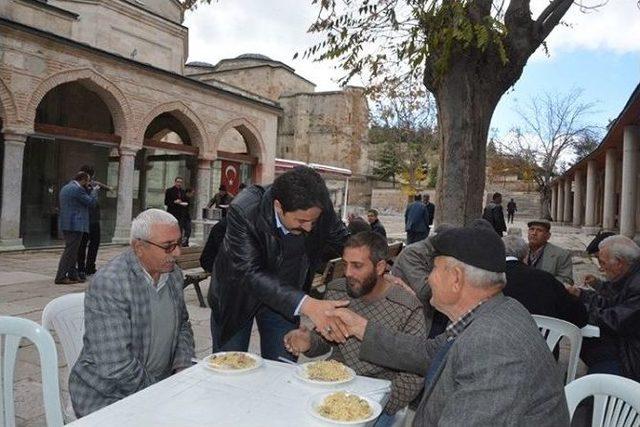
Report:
404,194,431,244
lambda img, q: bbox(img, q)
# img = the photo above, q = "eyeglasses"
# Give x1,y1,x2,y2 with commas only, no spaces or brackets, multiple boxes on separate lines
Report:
140,239,181,253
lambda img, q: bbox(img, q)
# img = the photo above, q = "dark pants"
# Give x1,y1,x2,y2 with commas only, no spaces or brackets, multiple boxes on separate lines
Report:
77,222,100,274
181,217,191,247
581,337,624,376
507,212,515,223
210,305,300,362
406,231,428,245
55,231,84,282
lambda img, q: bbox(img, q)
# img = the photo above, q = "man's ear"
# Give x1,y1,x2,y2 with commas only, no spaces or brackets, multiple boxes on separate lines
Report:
375,259,387,277
274,199,283,214
451,265,464,294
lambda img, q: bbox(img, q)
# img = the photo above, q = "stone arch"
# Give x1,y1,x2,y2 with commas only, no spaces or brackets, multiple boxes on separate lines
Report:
139,101,208,149
0,77,18,130
214,118,266,161
25,68,131,137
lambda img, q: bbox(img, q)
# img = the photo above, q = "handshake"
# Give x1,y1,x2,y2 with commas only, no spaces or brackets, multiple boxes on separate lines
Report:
286,299,369,356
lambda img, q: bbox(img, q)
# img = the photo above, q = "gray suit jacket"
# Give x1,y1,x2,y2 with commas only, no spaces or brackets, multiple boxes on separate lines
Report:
69,250,195,417
359,295,570,426
537,242,574,285
58,180,97,233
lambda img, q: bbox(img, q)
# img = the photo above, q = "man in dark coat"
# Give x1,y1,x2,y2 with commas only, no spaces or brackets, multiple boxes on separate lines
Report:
566,235,640,381
506,198,517,223
423,194,435,234
404,194,430,244
208,167,350,361
164,177,188,238
482,192,507,236
366,209,387,239
502,235,587,327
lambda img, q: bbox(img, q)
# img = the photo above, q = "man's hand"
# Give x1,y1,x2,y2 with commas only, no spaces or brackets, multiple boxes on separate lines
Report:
564,284,581,297
301,297,350,343
583,274,599,288
329,308,368,341
174,199,182,204
283,326,311,356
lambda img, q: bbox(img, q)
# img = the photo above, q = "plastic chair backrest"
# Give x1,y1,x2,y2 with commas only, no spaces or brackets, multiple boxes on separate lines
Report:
565,374,640,427
42,292,85,370
1,316,63,427
532,314,583,384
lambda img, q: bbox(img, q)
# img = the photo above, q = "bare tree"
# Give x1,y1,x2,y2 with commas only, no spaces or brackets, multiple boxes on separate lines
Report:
499,88,601,219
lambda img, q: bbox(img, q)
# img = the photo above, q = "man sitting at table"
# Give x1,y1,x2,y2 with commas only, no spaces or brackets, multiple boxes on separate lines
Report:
69,209,195,417
565,235,640,380
284,231,427,427
329,224,570,425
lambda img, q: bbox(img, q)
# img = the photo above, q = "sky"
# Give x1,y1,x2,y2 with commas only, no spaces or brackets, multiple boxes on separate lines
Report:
184,1,640,137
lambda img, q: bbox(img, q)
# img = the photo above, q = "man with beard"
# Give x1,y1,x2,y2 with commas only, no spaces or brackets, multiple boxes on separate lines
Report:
284,231,426,427
69,209,195,417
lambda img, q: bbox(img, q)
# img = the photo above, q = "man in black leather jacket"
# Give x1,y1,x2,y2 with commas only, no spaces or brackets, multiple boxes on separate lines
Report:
208,167,350,361
566,235,640,380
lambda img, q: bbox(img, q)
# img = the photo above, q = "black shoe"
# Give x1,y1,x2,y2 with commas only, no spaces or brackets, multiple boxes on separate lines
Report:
78,272,86,281
86,267,97,275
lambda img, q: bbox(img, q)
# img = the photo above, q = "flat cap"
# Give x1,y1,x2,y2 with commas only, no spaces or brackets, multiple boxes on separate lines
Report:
527,219,551,231
431,224,506,273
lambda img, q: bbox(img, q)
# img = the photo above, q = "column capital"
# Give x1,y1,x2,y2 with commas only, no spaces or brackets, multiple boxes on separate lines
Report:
2,131,28,145
198,159,213,170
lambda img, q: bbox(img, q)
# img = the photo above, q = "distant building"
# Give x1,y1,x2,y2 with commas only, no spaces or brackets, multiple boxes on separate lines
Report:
186,54,372,203
0,0,280,249
551,83,640,238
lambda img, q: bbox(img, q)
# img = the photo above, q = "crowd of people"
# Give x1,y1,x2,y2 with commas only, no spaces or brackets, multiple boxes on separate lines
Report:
60,166,639,425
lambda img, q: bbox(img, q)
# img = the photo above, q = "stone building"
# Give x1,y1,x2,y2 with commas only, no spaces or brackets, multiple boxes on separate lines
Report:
185,54,372,203
0,0,281,249
550,83,640,238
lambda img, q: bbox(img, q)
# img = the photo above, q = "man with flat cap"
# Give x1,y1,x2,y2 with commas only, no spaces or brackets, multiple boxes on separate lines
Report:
526,219,573,284
330,224,570,426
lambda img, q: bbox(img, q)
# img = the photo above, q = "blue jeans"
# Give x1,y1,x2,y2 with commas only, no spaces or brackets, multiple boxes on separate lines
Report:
211,305,300,362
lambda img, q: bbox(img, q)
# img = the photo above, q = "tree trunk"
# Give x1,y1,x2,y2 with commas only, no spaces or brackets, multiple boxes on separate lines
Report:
538,183,552,220
433,75,501,226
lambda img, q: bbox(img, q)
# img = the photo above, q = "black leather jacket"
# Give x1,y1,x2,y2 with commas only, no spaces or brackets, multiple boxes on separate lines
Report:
208,185,348,344
581,260,640,380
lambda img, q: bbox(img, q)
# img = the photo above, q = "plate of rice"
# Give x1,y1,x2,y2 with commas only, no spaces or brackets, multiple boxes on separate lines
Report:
308,391,382,426
295,360,356,386
202,352,262,374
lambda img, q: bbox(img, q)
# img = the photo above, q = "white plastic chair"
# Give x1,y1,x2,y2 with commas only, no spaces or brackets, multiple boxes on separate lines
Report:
42,292,85,421
565,374,640,426
532,314,583,384
1,316,64,427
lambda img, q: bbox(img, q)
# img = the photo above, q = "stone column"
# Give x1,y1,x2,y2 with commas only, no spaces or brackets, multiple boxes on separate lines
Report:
550,183,557,221
602,149,617,231
620,126,640,237
572,170,584,226
557,179,565,223
563,178,572,223
194,159,212,243
112,147,138,244
583,160,598,231
0,132,27,249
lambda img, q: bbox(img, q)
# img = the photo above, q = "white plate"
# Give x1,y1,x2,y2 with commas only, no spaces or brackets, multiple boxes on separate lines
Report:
307,391,382,426
295,361,356,386
202,352,262,374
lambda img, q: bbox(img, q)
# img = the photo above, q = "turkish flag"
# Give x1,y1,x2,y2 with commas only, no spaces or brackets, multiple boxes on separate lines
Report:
221,160,241,195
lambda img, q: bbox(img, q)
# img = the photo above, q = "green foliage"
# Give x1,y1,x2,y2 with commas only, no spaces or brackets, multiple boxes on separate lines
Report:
373,140,402,183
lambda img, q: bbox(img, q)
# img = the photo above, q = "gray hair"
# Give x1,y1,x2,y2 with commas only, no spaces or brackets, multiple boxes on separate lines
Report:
599,235,640,264
503,235,529,261
130,208,179,241
444,256,507,289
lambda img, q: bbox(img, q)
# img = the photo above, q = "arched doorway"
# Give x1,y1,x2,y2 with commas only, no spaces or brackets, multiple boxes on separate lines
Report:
22,81,122,247
214,124,260,195
134,111,200,216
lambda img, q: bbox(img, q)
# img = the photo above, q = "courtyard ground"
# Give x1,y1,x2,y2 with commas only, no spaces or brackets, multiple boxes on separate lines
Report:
0,214,600,426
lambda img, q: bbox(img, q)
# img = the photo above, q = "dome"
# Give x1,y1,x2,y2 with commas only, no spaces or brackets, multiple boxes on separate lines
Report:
235,53,272,61
186,61,215,67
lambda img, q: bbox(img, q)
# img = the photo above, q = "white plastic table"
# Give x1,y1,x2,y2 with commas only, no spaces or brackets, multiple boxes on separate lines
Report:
581,324,600,338
67,360,391,427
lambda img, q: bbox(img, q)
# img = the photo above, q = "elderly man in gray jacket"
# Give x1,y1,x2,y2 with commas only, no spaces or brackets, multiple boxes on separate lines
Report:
332,224,570,426
69,209,195,417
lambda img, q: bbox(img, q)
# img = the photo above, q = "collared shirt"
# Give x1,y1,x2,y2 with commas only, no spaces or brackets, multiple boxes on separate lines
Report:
140,266,169,292
275,207,306,315
274,207,291,235
445,299,486,341
506,256,519,262
527,244,546,267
